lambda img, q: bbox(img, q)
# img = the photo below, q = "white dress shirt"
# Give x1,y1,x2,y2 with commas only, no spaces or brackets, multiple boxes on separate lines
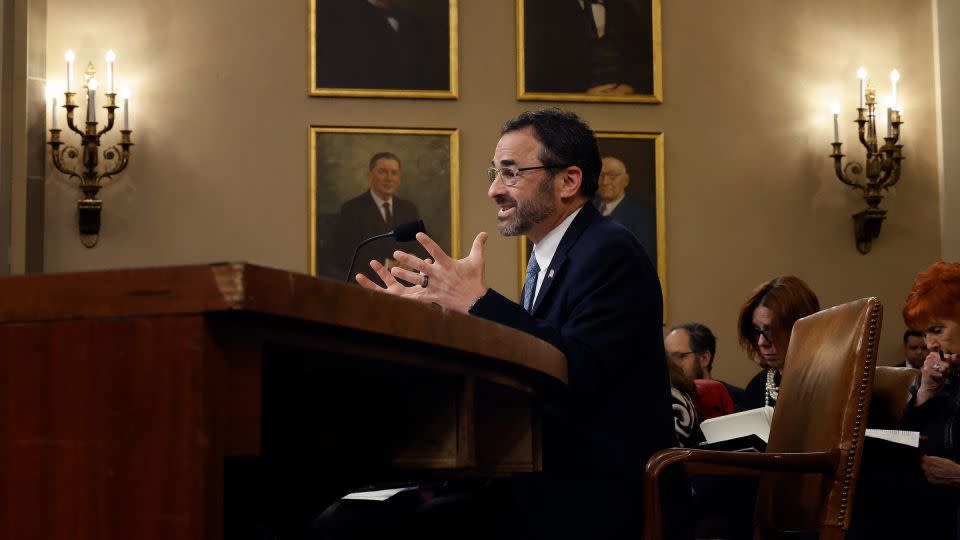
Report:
530,206,583,301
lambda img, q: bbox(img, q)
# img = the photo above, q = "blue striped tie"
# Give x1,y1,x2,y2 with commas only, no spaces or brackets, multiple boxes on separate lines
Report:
522,253,540,313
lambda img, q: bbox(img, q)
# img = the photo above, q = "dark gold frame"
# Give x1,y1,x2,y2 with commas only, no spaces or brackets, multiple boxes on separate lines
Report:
309,0,459,99
309,126,461,277
518,131,666,315
516,0,662,103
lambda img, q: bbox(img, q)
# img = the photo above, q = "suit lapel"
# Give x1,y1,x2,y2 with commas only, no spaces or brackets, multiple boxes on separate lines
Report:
363,190,391,230
530,203,600,315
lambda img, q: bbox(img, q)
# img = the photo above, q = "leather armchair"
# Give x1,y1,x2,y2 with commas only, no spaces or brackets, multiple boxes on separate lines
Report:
644,298,883,540
869,366,919,427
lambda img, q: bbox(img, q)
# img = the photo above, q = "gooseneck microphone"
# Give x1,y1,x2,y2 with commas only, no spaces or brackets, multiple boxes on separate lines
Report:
344,219,426,282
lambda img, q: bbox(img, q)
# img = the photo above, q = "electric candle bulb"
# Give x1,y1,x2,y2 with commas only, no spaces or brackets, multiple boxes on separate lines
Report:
897,104,904,145
46,84,60,129
65,49,75,92
890,69,900,108
831,103,840,143
120,87,131,130
105,50,116,93
87,77,98,123
857,67,867,108
883,96,894,138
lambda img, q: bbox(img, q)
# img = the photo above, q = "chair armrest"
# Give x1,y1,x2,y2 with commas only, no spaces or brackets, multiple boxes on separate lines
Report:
642,448,839,540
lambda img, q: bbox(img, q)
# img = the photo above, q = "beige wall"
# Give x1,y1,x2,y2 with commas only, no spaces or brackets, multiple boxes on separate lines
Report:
935,0,960,261
43,0,941,385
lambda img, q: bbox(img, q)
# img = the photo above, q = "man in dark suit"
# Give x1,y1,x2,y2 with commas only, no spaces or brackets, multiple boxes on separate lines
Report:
524,0,651,95
331,152,425,283
595,155,657,264
315,0,448,91
357,109,686,539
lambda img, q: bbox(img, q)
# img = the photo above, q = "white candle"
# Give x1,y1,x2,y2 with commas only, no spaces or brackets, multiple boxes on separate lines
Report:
831,103,840,143
51,96,58,129
105,50,116,93
886,107,892,137
87,77,98,123
857,67,867,108
890,69,900,109
65,50,75,92
120,88,131,130
897,105,903,145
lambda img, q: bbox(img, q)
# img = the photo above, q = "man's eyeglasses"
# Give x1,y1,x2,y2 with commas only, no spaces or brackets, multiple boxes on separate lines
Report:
749,326,774,343
487,164,571,186
667,351,696,363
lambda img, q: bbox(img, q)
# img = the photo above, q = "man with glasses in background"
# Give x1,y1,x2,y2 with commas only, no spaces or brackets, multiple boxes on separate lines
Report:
665,323,744,410
354,108,687,539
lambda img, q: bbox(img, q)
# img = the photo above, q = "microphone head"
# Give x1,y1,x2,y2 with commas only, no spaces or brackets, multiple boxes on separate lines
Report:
393,220,426,242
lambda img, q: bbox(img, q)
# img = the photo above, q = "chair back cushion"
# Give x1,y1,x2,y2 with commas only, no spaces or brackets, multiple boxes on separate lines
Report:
755,298,882,532
693,379,735,420
870,366,920,427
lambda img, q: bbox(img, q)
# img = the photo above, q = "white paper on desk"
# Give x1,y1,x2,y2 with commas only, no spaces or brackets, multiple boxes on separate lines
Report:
341,486,417,501
699,406,774,444
865,429,920,447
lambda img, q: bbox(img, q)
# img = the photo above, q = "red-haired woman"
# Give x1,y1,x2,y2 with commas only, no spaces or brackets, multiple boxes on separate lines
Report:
896,261,960,537
736,276,820,411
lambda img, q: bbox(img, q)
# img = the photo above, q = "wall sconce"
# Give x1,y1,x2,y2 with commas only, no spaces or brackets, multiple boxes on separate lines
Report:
47,49,134,248
829,67,904,254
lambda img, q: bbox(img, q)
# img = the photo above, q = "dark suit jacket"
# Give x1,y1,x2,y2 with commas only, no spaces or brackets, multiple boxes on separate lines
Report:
469,203,678,538
329,191,425,283
523,0,651,94
315,0,448,91
721,380,746,410
596,196,656,265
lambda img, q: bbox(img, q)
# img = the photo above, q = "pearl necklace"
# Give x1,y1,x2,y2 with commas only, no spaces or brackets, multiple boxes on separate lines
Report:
765,368,780,407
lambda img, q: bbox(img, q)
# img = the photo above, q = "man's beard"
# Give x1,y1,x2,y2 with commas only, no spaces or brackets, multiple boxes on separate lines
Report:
495,176,556,237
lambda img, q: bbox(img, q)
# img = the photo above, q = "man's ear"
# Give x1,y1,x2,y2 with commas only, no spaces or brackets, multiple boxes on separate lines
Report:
557,166,583,199
699,352,712,371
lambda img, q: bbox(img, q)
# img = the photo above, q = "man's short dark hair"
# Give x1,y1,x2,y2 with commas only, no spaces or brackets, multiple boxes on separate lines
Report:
500,108,601,198
903,329,924,343
369,152,401,170
671,323,717,370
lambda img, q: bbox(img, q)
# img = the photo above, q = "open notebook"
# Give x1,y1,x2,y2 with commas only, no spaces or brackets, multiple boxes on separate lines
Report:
699,407,920,452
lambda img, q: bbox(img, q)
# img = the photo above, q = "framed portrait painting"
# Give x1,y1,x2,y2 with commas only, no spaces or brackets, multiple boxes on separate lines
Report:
309,127,460,284
310,0,459,98
519,131,666,308
517,0,662,103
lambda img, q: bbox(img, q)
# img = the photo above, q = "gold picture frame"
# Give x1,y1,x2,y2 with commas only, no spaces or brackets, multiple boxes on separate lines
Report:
309,0,459,99
309,126,460,281
516,0,662,103
519,131,666,315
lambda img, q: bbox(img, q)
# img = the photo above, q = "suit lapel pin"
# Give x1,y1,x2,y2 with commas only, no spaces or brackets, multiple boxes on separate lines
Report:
548,269,555,279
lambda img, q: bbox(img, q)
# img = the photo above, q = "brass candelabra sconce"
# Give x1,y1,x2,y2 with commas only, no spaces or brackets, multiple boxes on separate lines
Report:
830,67,904,254
47,49,133,248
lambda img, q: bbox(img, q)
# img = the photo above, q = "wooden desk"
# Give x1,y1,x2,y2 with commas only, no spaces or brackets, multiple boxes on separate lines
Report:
0,263,565,540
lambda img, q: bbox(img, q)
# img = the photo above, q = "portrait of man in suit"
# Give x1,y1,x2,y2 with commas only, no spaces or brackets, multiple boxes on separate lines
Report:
330,152,428,283
312,0,455,96
595,155,656,263
310,127,458,283
520,0,660,101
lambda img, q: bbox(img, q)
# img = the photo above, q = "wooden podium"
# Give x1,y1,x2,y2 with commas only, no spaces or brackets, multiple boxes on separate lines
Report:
0,263,566,540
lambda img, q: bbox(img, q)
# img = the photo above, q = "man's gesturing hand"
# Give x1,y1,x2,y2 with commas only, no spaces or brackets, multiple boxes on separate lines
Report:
356,232,489,314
